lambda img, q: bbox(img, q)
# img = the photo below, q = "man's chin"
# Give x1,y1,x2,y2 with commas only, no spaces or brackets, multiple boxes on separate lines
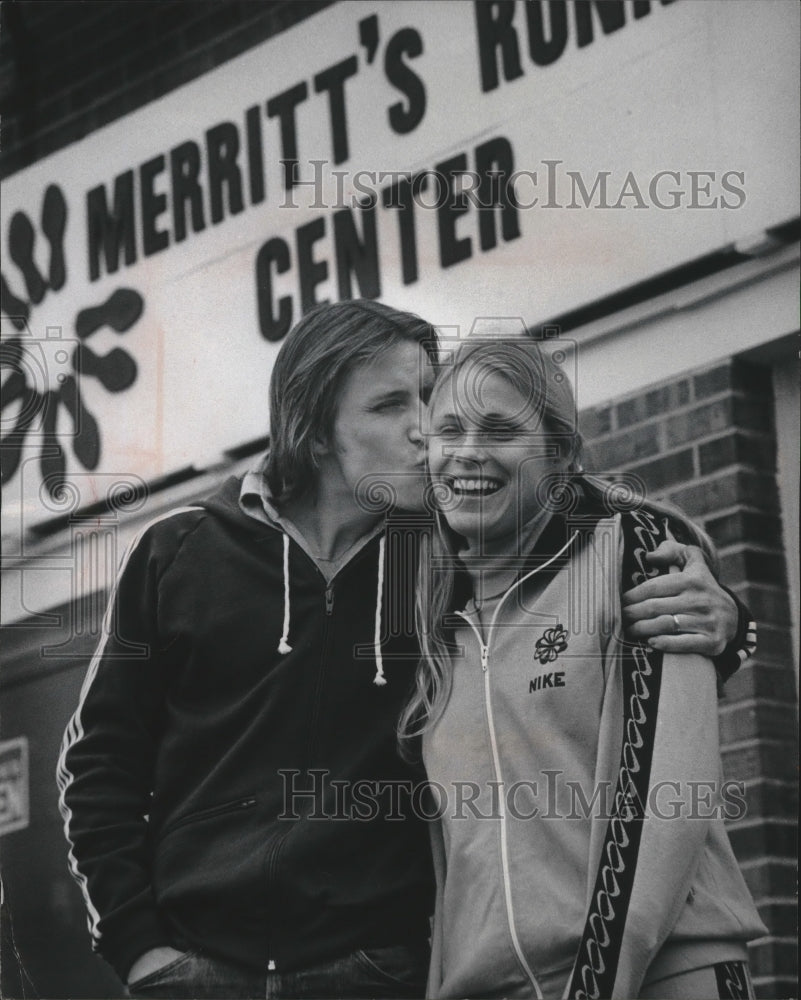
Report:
393,487,430,515
352,474,430,517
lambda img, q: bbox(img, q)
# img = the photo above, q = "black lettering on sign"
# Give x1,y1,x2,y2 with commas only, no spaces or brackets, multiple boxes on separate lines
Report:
333,202,381,301
170,141,206,243
245,105,266,206
474,136,520,251
385,28,426,134
382,175,420,286
140,155,169,257
359,13,380,64
526,1,568,66
475,1,523,93
255,237,292,343
206,122,245,225
476,0,678,92
87,172,136,281
314,56,359,165
436,154,472,269
267,82,310,191
574,1,626,48
252,135,521,342
633,1,679,19
296,217,329,313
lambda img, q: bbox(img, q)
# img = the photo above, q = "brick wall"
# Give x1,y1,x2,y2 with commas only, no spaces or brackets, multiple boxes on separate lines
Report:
581,357,799,999
0,0,334,180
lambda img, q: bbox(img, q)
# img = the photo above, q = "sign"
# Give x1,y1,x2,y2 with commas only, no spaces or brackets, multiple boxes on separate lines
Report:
1,1,799,532
0,737,29,836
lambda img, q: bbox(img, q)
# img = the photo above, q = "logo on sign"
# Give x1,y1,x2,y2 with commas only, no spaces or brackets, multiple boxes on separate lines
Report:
1,185,144,499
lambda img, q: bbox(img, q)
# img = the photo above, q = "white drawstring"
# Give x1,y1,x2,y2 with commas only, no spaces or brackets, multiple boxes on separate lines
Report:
373,535,387,685
277,533,293,654
277,530,386,680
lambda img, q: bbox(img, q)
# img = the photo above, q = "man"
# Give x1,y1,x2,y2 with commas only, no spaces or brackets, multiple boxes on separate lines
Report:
57,300,753,999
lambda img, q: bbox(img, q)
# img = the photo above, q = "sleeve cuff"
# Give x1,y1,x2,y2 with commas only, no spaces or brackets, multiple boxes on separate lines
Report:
100,909,173,985
711,587,757,683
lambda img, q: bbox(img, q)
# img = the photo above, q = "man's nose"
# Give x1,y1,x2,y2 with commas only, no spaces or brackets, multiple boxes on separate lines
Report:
408,405,426,446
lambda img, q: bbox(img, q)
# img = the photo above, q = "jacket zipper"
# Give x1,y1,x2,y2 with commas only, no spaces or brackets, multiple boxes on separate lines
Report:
305,582,334,768
456,612,542,998
264,829,290,974
160,796,256,838
454,532,577,999
266,539,376,968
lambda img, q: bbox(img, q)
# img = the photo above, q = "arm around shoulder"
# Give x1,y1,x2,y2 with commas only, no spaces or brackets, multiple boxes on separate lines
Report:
621,538,757,680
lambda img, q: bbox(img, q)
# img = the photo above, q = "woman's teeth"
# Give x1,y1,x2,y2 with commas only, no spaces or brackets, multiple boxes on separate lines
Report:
451,477,502,496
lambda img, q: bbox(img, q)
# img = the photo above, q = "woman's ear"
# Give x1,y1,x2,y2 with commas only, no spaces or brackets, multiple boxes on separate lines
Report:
552,445,571,473
564,438,583,474
566,450,583,474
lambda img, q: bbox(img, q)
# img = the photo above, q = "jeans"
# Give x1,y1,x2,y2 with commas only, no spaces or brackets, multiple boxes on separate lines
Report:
127,943,430,999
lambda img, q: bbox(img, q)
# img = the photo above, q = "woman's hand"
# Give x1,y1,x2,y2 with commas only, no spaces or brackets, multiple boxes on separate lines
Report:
621,541,738,655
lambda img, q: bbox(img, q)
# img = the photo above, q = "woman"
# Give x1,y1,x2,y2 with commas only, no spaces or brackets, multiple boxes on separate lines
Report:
400,337,765,1000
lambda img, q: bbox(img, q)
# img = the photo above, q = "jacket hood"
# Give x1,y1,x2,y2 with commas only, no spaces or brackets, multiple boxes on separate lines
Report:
199,467,279,533
197,464,389,683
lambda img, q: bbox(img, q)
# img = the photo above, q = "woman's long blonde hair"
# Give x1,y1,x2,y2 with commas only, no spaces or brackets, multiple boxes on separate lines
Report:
397,336,716,757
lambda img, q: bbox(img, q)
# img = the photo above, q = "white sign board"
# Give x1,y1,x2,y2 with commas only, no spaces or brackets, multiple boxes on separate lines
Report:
2,0,799,533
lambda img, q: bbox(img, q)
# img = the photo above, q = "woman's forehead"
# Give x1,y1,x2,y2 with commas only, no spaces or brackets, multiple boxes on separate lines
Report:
430,365,540,416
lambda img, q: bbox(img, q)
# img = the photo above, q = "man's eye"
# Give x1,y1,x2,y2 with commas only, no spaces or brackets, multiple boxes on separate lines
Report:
436,425,462,438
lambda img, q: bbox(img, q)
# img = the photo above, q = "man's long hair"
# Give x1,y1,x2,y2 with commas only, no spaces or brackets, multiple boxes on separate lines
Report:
265,299,437,506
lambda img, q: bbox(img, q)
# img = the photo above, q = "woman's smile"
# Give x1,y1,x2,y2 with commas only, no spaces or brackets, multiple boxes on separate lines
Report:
429,367,563,548
444,475,504,497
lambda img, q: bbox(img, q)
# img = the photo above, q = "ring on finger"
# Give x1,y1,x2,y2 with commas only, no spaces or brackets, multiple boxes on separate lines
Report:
672,613,682,634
